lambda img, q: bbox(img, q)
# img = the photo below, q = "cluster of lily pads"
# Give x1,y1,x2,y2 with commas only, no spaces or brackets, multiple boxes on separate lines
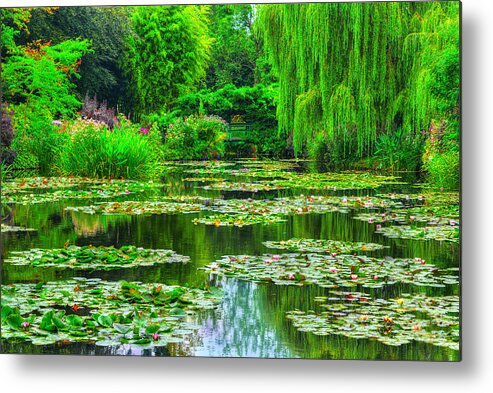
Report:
1,223,36,232
2,178,163,205
204,252,459,289
1,278,222,347
262,239,387,254
4,245,190,270
286,292,459,350
66,201,205,215
375,225,460,243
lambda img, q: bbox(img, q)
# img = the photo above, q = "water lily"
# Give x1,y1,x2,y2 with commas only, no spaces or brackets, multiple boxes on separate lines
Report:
328,266,337,273
342,197,348,203
450,220,456,226
412,324,421,331
376,224,382,230
373,275,378,280
383,316,393,324
272,255,280,261
367,218,374,224
288,273,295,280
440,187,444,191
21,322,29,329
359,314,368,321
330,252,338,258
210,263,219,270
72,304,80,312
396,298,404,305
409,216,416,221
350,274,358,280
152,333,159,341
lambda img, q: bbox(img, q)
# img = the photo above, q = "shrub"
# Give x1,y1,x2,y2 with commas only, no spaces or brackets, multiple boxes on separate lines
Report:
163,115,227,160
423,150,460,191
1,104,17,165
10,108,68,175
57,119,161,180
374,128,424,172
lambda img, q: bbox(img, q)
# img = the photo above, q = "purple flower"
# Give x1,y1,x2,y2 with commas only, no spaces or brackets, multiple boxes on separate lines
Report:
152,333,159,341
138,127,149,135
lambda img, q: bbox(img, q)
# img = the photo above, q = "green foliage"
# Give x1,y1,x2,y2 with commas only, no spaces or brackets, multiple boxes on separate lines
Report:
57,119,162,180
423,150,460,191
11,111,68,175
374,128,424,172
257,2,460,169
205,4,257,89
2,39,92,119
17,7,132,109
163,115,227,160
124,5,212,116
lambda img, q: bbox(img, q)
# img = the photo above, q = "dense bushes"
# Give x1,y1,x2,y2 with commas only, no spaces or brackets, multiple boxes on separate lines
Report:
163,115,227,160
1,105,17,165
57,118,162,180
422,120,460,190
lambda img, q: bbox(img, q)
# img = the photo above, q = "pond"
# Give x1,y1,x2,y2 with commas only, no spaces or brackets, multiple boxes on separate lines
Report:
1,160,460,360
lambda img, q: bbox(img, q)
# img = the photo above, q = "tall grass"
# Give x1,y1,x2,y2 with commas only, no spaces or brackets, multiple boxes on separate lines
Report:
423,150,460,191
57,123,162,180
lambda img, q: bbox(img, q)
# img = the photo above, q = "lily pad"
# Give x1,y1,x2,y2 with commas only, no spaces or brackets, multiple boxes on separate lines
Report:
203,253,459,289
376,225,460,243
286,293,459,351
5,245,190,270
1,278,222,347
263,239,388,254
66,201,205,215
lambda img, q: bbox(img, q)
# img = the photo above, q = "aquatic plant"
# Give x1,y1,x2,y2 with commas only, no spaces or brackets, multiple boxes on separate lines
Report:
286,293,459,350
4,245,190,270
1,278,222,346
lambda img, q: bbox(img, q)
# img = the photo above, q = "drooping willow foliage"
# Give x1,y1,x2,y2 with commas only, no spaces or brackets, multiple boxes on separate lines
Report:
256,1,460,164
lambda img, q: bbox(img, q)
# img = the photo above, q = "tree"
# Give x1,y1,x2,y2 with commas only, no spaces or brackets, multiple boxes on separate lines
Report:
124,5,212,116
205,4,257,89
256,2,460,166
16,7,131,109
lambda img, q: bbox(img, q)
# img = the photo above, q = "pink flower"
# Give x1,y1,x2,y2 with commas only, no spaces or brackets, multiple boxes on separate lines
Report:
152,333,159,341
376,224,382,230
450,220,456,226
342,197,348,203
21,322,29,329
288,273,295,280
272,255,280,261
351,274,358,280
138,127,149,135
412,324,421,332
373,275,378,280
440,187,444,191
328,266,337,273
368,218,374,224
210,263,219,270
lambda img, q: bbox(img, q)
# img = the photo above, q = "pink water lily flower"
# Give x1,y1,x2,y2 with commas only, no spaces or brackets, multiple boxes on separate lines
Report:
350,274,358,280
152,333,159,341
328,266,337,273
376,224,382,230
21,322,29,329
288,273,295,280
210,263,219,270
272,255,280,261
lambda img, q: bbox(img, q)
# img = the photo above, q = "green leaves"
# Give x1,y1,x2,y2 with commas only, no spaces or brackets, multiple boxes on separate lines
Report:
1,278,223,347
5,245,190,271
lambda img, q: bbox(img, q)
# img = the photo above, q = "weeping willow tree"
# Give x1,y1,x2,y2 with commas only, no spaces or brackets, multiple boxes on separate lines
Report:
256,1,460,167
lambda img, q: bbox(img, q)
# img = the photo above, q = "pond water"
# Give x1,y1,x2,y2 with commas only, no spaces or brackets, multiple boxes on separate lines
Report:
1,160,460,360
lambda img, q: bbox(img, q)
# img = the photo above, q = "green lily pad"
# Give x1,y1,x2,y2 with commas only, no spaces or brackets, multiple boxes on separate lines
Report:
4,245,190,270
